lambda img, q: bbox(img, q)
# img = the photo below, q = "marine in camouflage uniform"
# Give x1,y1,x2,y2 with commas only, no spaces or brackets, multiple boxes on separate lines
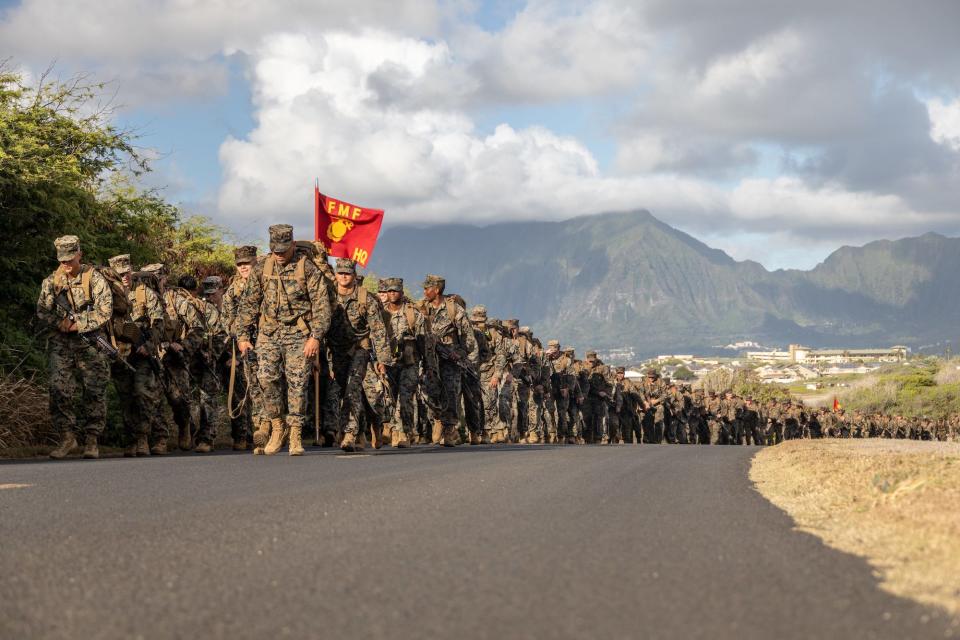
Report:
741,398,763,446
38,236,113,460
581,351,611,445
607,366,627,444
640,369,668,444
237,224,332,456
550,346,580,444
471,306,508,444
421,274,478,447
382,278,425,447
666,382,689,444
719,390,742,445
107,254,166,456
171,274,222,453
222,246,266,452
620,370,644,444
325,259,393,452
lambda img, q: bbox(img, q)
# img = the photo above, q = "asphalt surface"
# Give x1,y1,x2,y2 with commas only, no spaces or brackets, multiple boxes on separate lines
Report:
1,444,954,640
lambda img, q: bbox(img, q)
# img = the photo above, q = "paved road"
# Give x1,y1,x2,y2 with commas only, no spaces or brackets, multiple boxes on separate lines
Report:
0,445,953,639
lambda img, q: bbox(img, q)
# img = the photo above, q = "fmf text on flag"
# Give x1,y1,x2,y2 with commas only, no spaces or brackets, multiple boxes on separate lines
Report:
314,186,384,267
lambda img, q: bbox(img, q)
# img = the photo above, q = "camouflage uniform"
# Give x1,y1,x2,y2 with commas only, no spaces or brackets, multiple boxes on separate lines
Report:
37,236,113,457
421,276,478,444
471,307,508,443
383,279,426,443
236,225,332,454
108,254,166,454
222,247,265,449
640,371,668,443
551,347,580,443
581,352,611,444
719,393,742,445
326,260,393,443
741,400,763,446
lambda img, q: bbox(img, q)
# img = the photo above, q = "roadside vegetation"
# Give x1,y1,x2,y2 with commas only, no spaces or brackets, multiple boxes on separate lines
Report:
751,439,960,618
835,359,960,419
0,65,238,450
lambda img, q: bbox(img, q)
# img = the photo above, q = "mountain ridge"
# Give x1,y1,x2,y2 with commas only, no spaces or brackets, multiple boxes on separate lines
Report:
367,210,960,356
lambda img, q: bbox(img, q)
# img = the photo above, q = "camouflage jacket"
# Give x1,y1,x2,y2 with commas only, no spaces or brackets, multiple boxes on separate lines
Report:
221,275,249,338
641,378,669,420
37,265,113,336
422,297,478,365
387,301,426,366
236,255,331,342
328,286,393,365
165,289,209,355
474,325,508,377
507,336,535,384
582,361,611,400
127,282,165,351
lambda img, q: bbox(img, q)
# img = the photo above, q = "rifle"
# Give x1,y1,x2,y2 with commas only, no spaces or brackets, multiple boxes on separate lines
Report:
53,291,135,372
435,341,480,382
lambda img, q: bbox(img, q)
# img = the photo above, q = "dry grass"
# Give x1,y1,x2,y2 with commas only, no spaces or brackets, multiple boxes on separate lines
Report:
751,439,960,617
0,368,56,449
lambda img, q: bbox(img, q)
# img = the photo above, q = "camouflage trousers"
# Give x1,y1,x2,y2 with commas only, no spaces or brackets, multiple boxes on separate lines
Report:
479,370,502,436
582,396,608,442
161,354,191,441
189,352,221,445
622,409,643,443
513,383,530,437
607,410,621,442
498,378,515,439
361,362,389,430
112,355,164,445
461,369,485,436
257,328,311,431
389,364,420,437
331,348,374,436
433,360,463,429
243,349,266,426
48,335,109,438
529,387,556,440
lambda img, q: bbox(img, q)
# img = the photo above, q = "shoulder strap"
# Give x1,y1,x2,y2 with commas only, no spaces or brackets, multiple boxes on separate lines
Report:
445,297,457,321
81,265,93,301
357,286,368,314
135,283,147,309
294,255,306,288
403,304,416,333
263,255,276,279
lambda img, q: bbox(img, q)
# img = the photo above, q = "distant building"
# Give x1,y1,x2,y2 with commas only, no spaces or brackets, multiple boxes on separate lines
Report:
749,345,909,364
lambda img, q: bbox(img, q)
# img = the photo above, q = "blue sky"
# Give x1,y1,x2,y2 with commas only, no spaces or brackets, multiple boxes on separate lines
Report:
3,0,960,269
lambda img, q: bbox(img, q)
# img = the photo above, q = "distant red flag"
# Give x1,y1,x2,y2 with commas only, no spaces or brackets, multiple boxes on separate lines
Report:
833,396,841,411
313,184,384,268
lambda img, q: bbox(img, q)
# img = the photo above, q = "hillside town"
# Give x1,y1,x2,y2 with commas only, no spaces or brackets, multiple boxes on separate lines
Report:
605,343,912,389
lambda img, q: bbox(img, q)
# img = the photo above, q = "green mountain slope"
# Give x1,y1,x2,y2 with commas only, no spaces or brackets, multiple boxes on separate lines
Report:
367,210,960,355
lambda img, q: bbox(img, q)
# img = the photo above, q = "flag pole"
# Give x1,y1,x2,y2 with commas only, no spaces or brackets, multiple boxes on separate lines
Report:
314,179,320,242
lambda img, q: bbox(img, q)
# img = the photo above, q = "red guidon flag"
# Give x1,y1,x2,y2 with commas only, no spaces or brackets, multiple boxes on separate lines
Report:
314,185,384,268
833,396,841,411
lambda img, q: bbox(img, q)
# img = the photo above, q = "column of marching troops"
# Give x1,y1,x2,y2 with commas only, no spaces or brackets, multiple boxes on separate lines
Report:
36,227,960,460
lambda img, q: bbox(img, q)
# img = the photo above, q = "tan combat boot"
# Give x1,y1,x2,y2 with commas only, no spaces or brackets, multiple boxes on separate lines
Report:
264,418,288,455
252,419,270,450
431,420,443,444
289,425,305,456
150,438,169,455
178,424,192,451
194,441,213,453
136,435,151,457
442,426,458,448
469,431,482,445
390,429,400,448
82,435,99,459
49,431,78,460
481,431,492,444
340,431,358,452
381,424,392,445
600,435,610,445
395,430,410,448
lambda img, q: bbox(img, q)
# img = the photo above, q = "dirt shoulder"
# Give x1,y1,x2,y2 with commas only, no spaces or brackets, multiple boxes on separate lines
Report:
751,439,960,618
